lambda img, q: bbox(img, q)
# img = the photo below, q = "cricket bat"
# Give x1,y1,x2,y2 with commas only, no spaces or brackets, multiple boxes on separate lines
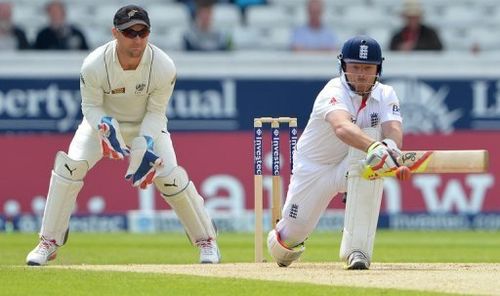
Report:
362,150,489,179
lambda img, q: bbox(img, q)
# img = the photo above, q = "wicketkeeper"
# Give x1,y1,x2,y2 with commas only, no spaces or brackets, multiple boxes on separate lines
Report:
267,35,403,269
26,4,220,266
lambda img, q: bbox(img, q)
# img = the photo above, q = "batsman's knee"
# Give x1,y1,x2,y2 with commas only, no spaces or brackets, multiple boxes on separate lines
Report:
267,229,305,267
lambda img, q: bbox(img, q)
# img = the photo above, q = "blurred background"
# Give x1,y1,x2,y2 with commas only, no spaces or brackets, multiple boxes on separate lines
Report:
1,0,499,234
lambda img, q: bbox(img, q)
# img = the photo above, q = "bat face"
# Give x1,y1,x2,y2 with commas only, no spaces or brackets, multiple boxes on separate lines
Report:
399,151,424,164
397,151,434,173
361,150,489,180
398,150,489,174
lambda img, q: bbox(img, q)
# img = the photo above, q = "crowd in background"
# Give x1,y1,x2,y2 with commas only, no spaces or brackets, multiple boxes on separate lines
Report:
0,1,88,50
1,0,482,53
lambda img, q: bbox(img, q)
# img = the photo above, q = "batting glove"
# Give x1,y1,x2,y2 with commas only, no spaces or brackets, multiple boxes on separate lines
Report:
362,141,399,179
381,138,402,159
98,116,129,160
125,136,163,189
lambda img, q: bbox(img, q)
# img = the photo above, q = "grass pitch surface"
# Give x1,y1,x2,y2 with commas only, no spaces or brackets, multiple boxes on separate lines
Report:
1,231,499,295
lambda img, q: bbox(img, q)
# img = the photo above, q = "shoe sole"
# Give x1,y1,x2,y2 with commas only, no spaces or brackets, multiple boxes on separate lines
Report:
26,252,57,266
346,261,369,270
200,249,220,264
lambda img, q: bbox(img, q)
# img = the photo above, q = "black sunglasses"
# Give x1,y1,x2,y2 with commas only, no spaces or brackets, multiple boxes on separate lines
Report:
119,28,150,39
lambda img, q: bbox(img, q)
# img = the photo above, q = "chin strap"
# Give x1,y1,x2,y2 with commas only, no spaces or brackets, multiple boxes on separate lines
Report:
347,75,380,96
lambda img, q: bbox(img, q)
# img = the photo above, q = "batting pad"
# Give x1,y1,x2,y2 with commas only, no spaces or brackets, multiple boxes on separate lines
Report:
267,229,305,267
40,151,89,245
156,166,217,244
339,128,384,263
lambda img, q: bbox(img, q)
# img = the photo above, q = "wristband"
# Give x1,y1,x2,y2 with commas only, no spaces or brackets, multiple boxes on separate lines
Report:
367,141,381,153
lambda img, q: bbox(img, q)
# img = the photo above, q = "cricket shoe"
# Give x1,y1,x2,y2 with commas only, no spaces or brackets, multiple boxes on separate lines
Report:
345,251,370,270
26,237,58,266
196,239,221,264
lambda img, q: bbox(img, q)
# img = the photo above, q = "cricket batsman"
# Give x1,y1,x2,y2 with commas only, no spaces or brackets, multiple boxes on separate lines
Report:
26,4,220,265
267,35,404,269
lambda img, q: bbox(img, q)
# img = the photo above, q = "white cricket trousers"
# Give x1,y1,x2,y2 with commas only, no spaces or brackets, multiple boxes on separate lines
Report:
276,151,349,247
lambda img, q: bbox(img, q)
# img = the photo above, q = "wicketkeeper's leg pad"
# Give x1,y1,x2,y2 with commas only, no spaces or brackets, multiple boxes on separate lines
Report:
155,166,217,244
339,128,384,263
40,151,89,245
267,229,305,267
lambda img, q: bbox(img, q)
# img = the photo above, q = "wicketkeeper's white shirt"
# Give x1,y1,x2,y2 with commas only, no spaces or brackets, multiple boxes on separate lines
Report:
79,40,176,141
296,76,402,166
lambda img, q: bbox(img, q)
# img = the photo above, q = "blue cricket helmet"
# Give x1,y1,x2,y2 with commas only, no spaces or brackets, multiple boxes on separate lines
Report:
338,35,384,75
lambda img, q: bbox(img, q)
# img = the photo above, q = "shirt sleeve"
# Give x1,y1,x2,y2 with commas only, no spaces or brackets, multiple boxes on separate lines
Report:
80,64,106,130
140,58,176,140
315,86,351,120
380,87,402,123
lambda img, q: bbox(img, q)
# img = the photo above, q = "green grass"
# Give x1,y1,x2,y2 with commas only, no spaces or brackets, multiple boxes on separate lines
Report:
1,231,499,295
374,231,500,263
1,267,449,296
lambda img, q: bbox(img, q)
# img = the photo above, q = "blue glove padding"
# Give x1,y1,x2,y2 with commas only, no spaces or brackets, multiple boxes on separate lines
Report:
125,136,163,189
98,116,129,160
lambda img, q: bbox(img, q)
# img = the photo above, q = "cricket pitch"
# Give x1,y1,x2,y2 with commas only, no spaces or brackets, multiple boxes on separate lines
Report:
53,262,500,295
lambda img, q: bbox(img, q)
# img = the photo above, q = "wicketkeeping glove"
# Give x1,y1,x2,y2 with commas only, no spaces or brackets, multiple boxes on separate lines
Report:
98,116,129,160
125,136,163,189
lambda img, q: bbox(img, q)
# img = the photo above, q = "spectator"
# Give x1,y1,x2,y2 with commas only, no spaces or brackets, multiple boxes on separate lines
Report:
232,0,266,21
183,0,232,51
177,0,242,18
290,0,340,52
389,0,443,51
176,0,198,17
0,2,30,50
33,0,89,50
